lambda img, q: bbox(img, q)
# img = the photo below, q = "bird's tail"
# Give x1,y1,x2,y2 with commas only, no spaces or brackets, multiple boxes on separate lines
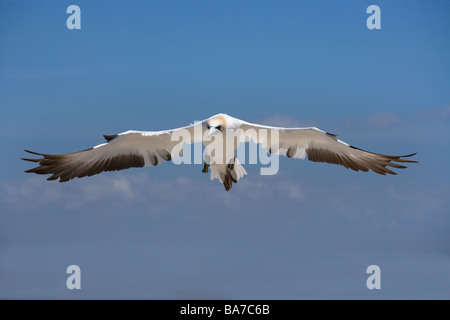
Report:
210,158,247,191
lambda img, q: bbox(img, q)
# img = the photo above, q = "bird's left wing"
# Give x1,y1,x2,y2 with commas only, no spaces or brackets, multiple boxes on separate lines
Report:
22,122,205,182
239,121,417,175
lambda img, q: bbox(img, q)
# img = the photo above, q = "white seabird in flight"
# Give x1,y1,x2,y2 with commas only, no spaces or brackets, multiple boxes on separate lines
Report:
23,113,417,191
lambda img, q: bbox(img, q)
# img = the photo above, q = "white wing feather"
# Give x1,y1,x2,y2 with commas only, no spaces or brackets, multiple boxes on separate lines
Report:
23,122,204,182
239,121,417,175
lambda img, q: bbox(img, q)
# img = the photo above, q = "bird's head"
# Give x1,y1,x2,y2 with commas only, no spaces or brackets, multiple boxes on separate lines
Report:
206,115,226,137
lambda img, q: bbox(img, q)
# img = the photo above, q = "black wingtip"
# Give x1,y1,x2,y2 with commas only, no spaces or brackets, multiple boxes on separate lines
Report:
103,134,118,142
402,152,417,157
21,158,41,163
24,149,43,156
326,132,339,139
399,153,419,163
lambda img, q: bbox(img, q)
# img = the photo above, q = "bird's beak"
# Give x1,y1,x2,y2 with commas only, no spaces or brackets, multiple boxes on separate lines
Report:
208,127,219,138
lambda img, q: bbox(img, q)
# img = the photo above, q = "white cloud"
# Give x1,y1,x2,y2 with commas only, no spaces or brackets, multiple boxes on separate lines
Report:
362,112,403,129
1,174,146,211
5,165,447,225
384,183,449,221
1,171,308,213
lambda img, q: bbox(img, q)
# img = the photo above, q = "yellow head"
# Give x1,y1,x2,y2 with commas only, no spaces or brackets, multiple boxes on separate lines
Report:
206,115,227,137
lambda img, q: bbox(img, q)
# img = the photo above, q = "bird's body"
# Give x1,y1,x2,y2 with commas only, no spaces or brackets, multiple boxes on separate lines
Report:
23,113,417,191
202,114,247,190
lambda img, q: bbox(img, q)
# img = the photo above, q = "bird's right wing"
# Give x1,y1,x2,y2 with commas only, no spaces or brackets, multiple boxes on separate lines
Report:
239,122,418,175
22,121,205,182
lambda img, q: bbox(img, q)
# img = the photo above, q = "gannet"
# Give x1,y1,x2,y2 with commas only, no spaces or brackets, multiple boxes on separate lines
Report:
22,113,418,191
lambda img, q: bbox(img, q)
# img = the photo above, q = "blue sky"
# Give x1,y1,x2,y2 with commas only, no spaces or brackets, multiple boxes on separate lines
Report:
1,0,449,299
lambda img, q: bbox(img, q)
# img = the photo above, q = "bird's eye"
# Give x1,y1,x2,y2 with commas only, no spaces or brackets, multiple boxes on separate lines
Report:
206,124,211,129
216,125,222,131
